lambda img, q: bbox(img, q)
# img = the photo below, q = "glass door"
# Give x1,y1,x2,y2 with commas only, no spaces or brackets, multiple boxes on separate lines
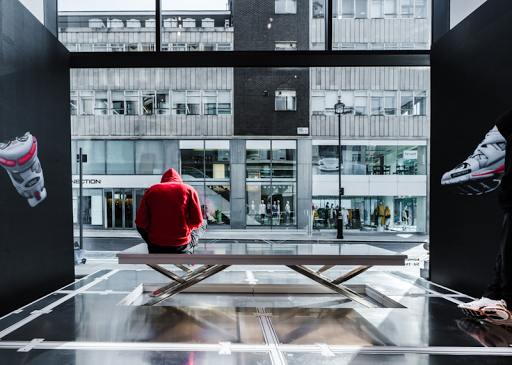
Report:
105,190,113,228
114,189,124,229
125,189,133,228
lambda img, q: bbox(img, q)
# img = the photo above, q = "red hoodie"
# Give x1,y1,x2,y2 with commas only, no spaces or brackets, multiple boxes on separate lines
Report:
135,168,203,246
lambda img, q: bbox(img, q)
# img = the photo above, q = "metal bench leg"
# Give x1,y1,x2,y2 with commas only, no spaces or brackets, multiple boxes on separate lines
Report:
286,265,377,309
174,264,193,274
149,264,215,297
316,265,335,275
144,265,231,306
147,264,186,283
332,265,373,285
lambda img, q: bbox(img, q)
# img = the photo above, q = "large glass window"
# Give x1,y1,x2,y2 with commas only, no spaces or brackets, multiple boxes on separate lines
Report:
180,140,231,226
76,140,105,174
312,195,426,232
275,90,297,111
172,90,201,115
106,141,134,174
135,141,164,174
313,141,426,176
246,140,296,226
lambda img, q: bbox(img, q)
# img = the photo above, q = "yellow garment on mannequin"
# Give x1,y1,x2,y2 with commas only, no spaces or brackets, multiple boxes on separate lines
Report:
384,206,390,217
377,205,384,216
348,209,353,219
381,215,386,226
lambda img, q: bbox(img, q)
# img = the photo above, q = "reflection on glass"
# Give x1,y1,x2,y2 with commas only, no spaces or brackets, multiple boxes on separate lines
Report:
135,141,164,174
72,188,103,227
271,183,296,225
272,140,296,179
180,140,204,180
58,0,156,52
246,140,271,179
106,141,134,174
205,140,230,179
366,145,397,175
246,183,272,226
77,140,105,174
205,185,230,225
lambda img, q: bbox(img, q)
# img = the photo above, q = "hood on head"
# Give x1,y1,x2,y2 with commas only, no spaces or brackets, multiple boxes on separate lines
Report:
161,168,183,183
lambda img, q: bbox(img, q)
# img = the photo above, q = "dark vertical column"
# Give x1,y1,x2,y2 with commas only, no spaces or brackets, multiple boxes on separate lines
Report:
156,0,162,52
43,0,58,37
326,0,333,51
432,0,450,43
230,140,247,229
297,139,312,230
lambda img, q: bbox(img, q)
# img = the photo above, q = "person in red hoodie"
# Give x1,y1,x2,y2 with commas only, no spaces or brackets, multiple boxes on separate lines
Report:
135,168,207,253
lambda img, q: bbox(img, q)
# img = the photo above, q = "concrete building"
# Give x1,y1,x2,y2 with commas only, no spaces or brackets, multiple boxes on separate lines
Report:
62,0,431,234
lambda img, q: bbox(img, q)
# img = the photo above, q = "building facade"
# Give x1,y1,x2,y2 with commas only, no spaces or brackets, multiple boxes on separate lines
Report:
63,0,431,234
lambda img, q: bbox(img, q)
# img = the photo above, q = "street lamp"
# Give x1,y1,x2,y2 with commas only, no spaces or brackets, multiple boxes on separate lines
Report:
334,98,345,239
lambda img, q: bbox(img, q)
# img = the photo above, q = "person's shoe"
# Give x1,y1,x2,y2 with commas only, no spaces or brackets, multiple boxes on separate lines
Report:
481,300,511,321
441,126,505,195
458,297,504,319
0,132,46,207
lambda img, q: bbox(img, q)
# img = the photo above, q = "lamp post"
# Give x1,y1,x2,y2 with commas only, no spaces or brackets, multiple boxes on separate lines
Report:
335,99,345,239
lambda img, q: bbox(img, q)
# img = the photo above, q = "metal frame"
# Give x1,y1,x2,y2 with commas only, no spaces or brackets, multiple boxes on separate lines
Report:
142,262,378,308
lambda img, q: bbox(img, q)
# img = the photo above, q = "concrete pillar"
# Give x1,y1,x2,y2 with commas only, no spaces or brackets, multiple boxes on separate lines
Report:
230,140,246,229
297,139,313,230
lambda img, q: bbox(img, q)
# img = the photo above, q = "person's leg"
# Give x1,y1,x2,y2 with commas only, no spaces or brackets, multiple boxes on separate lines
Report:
189,219,208,248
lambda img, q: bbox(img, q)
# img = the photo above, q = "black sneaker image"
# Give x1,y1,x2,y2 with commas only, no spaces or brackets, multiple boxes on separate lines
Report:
0,132,47,207
441,126,505,195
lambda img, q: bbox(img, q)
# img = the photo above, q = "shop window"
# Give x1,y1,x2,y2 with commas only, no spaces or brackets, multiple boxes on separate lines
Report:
275,0,297,14
275,42,297,51
275,90,296,111
106,141,134,174
70,91,78,115
135,141,164,174
205,140,230,179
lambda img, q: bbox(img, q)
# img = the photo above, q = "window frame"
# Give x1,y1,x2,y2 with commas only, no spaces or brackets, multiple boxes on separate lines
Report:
275,90,297,111
275,0,298,15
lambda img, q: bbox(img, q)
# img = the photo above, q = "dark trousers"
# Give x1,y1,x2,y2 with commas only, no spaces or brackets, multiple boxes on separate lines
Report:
483,212,512,304
137,220,207,254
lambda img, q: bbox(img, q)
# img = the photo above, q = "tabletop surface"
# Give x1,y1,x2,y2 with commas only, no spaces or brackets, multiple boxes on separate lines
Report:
117,243,407,266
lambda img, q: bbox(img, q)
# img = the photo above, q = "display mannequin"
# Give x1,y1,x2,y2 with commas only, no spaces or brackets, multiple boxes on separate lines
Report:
325,202,331,228
285,201,291,223
384,206,391,228
402,207,409,226
259,200,266,223
377,201,384,226
272,201,278,225
277,200,281,225
341,208,348,227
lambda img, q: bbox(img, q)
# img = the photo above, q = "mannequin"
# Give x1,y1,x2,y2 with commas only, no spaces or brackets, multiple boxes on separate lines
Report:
402,206,409,227
259,200,266,223
277,200,281,225
285,201,291,223
377,201,384,226
384,206,391,228
272,201,278,225
341,208,348,227
326,203,331,228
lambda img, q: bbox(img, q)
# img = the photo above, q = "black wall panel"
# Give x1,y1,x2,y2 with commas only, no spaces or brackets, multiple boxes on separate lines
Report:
0,0,72,317
233,0,309,51
431,0,512,296
234,67,309,136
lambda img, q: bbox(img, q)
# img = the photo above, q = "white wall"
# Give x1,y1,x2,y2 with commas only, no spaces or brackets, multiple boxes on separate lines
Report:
19,0,44,24
451,0,487,29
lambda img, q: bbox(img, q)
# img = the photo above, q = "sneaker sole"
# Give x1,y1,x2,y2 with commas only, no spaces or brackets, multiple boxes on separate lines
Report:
482,307,512,321
459,306,487,319
447,176,502,196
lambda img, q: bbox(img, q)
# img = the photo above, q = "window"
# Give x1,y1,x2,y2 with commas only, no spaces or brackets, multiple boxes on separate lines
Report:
312,0,324,18
275,90,296,111
172,43,186,52
125,91,139,115
201,18,214,27
94,91,108,115
141,43,155,52
275,0,297,14
127,44,139,52
110,43,124,52
218,43,231,51
203,91,232,115
70,91,78,115
173,91,201,115
384,0,398,18
141,91,170,115
402,0,427,18
354,90,368,115
334,0,368,19
187,44,200,51
111,91,125,115
106,141,134,174
384,91,397,115
370,91,396,115
64,43,77,52
135,141,164,174
76,140,105,174
182,18,196,27
109,90,139,115
275,42,297,51
401,91,426,115
93,43,108,52
79,91,93,115
204,44,216,51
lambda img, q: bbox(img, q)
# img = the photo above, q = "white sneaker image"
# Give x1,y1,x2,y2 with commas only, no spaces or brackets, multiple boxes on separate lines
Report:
441,126,505,195
0,132,47,207
458,297,504,319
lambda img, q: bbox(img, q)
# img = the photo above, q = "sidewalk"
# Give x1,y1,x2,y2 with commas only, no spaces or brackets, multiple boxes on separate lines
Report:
74,228,429,243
